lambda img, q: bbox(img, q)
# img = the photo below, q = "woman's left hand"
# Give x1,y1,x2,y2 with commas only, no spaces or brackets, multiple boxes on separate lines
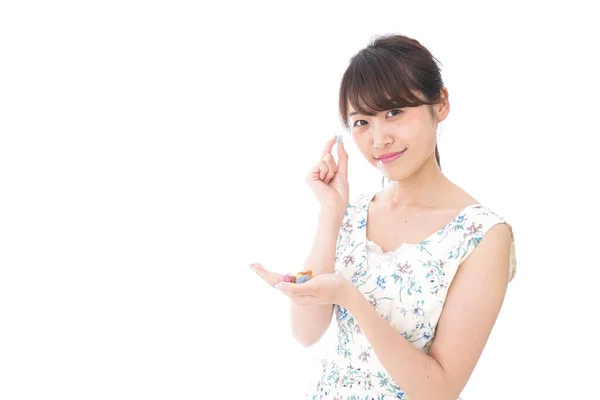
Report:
274,273,355,308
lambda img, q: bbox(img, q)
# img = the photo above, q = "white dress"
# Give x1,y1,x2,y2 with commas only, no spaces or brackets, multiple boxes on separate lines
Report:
304,191,517,399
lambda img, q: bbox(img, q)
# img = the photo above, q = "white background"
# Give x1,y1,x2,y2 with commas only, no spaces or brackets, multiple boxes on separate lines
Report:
1,1,599,399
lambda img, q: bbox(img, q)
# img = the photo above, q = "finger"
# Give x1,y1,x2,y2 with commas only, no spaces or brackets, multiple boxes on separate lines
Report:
319,135,337,159
318,160,328,181
308,162,326,184
250,263,283,287
276,280,313,296
322,154,337,184
308,162,321,181
336,139,348,178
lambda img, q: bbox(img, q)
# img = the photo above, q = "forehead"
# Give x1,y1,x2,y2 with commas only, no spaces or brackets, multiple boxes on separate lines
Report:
346,100,388,118
347,89,427,112
346,98,384,116
346,90,397,117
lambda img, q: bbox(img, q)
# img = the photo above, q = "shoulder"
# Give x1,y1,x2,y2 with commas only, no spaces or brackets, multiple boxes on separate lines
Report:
337,191,375,239
343,191,375,218
459,204,517,282
461,205,510,238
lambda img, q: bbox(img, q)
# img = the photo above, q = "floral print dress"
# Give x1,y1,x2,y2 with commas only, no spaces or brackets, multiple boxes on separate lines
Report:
304,191,517,400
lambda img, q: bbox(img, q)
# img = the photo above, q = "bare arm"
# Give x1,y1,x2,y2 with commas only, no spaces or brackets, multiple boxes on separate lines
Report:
290,208,344,347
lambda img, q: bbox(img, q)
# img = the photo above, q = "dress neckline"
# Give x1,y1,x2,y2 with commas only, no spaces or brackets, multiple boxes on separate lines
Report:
361,190,482,253
366,239,416,255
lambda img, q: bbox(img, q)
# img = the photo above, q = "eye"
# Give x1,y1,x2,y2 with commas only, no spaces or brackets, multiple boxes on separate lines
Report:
351,109,402,129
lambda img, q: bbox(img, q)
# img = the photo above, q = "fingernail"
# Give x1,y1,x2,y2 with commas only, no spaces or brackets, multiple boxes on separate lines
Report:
336,135,343,144
275,283,284,291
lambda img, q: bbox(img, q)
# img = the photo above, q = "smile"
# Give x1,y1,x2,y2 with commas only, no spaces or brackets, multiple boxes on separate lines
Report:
376,149,406,164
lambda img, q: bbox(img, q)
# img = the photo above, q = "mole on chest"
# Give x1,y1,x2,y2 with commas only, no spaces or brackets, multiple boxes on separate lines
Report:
367,211,449,250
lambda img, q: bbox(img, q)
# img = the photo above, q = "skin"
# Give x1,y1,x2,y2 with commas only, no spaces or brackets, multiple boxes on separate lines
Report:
250,86,513,399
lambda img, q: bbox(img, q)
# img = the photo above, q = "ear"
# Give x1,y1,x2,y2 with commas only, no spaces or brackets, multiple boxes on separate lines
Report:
436,87,450,123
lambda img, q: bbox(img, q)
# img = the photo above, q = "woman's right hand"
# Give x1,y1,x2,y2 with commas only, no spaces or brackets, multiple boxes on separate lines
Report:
305,135,349,214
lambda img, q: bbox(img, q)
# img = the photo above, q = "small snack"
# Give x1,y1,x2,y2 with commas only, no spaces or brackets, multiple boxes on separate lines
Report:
279,270,313,285
295,270,313,284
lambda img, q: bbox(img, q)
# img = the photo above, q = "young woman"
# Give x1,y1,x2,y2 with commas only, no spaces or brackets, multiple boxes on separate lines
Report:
250,33,516,400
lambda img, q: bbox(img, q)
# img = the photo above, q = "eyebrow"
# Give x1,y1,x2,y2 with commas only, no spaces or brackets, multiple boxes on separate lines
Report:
349,105,406,118
348,110,378,118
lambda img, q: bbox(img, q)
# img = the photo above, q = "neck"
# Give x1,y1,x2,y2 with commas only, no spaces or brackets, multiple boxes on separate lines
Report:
381,155,450,208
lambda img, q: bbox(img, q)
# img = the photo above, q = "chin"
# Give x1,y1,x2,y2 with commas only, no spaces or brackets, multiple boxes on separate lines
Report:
378,164,418,182
379,170,405,183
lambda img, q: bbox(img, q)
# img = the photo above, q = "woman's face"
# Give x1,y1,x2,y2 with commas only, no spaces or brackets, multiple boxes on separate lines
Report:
347,89,449,181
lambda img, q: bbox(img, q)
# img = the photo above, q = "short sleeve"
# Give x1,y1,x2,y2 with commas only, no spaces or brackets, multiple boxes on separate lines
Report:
459,207,517,282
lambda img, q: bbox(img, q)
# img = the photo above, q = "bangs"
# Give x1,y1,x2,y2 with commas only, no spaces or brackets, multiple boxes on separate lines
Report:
339,47,437,130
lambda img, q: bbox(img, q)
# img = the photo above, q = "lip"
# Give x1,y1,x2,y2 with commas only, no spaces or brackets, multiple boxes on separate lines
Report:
376,149,406,163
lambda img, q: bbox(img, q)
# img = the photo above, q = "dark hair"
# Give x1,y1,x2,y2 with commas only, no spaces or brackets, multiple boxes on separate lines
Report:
338,34,446,186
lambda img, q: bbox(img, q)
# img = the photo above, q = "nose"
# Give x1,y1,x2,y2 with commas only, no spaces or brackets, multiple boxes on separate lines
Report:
372,123,393,149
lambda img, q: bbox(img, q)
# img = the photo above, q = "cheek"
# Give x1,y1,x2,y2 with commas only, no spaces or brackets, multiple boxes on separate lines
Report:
420,132,437,148
406,128,436,150
353,138,372,159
